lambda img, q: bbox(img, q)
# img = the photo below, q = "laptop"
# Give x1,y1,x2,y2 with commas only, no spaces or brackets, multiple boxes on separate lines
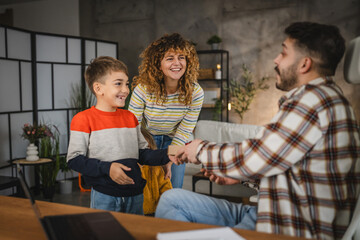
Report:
16,164,135,240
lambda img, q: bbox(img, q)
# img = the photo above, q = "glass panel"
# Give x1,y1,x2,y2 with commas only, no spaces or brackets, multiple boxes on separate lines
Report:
10,112,33,159
97,42,117,58
85,40,95,64
7,29,31,61
21,62,33,111
0,114,10,163
37,63,52,110
0,27,5,58
53,64,81,109
36,34,66,62
0,60,20,112
38,111,68,155
67,38,81,64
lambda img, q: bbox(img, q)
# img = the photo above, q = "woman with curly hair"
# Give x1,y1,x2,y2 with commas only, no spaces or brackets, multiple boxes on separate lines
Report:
128,33,204,189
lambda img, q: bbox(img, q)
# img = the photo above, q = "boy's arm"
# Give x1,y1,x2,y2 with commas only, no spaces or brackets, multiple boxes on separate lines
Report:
68,155,112,177
138,149,170,166
67,114,111,177
68,156,134,185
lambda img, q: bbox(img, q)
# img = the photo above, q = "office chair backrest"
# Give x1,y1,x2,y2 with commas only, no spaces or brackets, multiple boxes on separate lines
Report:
342,195,360,240
344,36,360,84
342,36,360,240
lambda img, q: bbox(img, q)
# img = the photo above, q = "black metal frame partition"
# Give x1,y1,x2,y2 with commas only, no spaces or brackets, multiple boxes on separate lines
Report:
0,24,118,182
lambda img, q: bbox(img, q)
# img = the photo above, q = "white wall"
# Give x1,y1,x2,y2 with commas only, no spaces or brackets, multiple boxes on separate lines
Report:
0,0,79,36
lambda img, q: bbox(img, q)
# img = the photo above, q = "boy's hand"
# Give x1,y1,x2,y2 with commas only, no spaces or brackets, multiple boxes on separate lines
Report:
162,161,172,180
109,162,134,185
176,139,203,164
168,153,182,165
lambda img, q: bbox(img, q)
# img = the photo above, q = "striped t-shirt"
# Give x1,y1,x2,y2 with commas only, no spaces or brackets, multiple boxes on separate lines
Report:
128,83,204,146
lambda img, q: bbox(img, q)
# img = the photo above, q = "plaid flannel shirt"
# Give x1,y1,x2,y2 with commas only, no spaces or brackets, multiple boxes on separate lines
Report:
196,78,360,239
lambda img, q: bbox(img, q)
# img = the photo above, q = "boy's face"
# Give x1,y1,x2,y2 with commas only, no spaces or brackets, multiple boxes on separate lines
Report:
95,71,129,111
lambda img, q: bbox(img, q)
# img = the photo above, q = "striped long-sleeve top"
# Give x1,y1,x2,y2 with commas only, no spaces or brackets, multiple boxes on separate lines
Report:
196,78,360,239
128,83,204,146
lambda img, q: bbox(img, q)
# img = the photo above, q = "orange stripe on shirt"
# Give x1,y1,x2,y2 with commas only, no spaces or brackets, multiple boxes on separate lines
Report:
70,106,139,133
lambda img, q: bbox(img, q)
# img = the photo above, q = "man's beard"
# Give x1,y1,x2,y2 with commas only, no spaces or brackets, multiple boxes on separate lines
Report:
275,62,298,91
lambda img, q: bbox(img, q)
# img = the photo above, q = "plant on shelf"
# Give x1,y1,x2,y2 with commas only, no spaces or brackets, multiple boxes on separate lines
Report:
212,98,223,121
229,64,270,121
207,35,222,50
38,125,60,199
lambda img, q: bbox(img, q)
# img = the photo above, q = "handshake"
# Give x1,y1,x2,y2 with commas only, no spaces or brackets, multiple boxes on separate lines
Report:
167,139,203,165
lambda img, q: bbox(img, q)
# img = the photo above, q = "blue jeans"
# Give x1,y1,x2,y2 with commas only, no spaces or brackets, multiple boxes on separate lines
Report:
152,135,185,188
155,189,257,230
90,188,144,215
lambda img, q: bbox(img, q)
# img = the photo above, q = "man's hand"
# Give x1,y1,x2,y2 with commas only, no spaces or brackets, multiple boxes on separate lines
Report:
175,139,203,164
109,162,134,185
201,168,240,185
163,161,172,180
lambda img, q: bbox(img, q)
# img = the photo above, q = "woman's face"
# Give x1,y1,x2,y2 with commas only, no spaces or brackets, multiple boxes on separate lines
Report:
160,51,187,82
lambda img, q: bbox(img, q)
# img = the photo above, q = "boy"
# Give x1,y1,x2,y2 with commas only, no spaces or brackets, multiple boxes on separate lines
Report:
67,56,174,215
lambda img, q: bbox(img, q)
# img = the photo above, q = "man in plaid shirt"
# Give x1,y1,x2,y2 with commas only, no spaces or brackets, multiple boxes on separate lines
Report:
155,22,360,239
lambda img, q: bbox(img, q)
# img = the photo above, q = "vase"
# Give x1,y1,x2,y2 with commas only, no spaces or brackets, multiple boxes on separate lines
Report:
211,43,219,50
59,180,73,194
26,143,39,161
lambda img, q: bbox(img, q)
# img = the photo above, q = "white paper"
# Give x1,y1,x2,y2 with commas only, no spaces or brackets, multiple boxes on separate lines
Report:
156,227,245,240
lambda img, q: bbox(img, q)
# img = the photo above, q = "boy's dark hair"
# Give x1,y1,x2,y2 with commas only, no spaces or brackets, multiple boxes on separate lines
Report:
85,56,128,94
285,22,345,76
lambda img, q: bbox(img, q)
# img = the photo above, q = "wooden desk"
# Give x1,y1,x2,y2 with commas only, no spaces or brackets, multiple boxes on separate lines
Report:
0,195,304,240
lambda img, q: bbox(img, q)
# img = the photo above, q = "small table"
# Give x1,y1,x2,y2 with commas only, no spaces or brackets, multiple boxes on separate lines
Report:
192,171,213,195
10,158,53,195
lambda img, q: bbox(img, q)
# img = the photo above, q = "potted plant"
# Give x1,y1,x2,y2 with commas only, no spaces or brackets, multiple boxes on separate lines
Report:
38,125,60,200
229,64,270,121
21,123,52,161
59,156,73,194
207,35,222,50
68,83,96,192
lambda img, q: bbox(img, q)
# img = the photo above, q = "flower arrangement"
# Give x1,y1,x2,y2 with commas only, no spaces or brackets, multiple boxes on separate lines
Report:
21,123,53,144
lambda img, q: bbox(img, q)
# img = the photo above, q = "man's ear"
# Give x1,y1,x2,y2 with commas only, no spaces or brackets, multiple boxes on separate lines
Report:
299,57,312,74
93,82,103,96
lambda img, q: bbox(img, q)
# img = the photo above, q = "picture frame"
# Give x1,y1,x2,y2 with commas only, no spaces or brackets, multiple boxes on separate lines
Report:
203,88,220,107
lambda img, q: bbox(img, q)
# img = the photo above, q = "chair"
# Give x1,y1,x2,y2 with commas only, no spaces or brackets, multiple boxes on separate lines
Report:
192,120,262,201
342,36,360,240
0,163,22,196
0,175,21,195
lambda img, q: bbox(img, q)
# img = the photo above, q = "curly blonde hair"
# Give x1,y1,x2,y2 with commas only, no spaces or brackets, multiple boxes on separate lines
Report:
132,33,199,105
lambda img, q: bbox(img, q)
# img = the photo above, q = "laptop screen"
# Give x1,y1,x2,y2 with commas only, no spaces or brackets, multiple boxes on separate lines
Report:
17,163,43,219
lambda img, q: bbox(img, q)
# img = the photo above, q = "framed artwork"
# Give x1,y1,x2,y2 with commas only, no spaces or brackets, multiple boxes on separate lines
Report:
203,88,220,107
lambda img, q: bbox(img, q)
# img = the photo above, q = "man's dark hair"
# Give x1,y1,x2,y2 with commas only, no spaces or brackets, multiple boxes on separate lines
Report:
285,22,345,76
